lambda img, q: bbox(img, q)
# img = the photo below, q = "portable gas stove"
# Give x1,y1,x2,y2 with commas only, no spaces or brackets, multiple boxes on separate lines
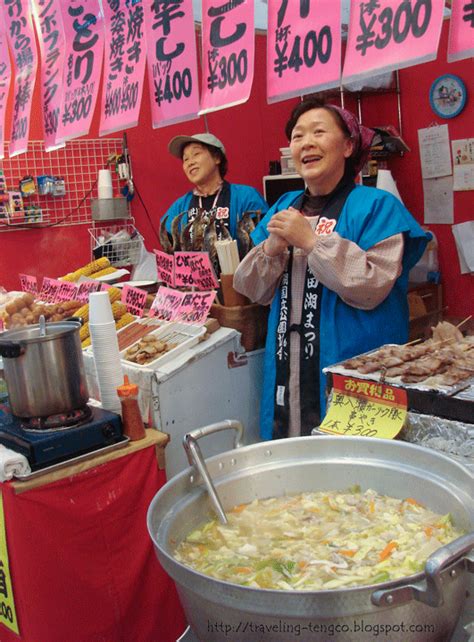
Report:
0,402,124,470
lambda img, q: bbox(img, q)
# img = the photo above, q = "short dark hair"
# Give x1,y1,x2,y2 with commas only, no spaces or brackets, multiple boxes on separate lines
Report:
285,97,351,141
181,142,228,178
285,97,355,176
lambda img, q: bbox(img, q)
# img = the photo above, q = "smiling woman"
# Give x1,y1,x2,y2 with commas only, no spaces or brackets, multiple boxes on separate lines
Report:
233,97,431,441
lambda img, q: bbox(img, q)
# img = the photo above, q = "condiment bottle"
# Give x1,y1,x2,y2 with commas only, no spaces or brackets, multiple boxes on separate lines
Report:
116,375,146,441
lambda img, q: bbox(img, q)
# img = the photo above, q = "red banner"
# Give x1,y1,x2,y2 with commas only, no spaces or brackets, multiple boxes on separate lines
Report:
267,0,341,103
342,0,444,86
3,0,39,157
200,0,254,115
99,0,147,136
32,0,66,152
144,0,199,128
448,0,474,62
0,7,11,160
56,0,104,143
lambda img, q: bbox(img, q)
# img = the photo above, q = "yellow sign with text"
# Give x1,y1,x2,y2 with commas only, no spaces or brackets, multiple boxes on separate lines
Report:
0,494,19,635
319,375,407,439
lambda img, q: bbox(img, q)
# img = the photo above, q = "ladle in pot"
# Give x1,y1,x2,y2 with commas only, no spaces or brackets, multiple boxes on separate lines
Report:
183,420,244,525
39,315,46,337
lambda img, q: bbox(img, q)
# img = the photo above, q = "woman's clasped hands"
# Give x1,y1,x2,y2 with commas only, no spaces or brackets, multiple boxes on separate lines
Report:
265,207,316,256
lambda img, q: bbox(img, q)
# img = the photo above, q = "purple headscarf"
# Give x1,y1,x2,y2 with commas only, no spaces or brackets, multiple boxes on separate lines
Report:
331,105,375,175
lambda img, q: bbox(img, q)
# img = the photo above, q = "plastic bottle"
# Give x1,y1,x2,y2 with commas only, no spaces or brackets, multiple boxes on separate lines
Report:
116,375,146,441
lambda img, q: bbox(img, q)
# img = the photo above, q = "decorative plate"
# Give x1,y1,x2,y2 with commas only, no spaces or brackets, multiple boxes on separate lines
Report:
429,74,467,119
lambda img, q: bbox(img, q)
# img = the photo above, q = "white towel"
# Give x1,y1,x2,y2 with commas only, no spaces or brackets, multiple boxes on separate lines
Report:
0,444,31,481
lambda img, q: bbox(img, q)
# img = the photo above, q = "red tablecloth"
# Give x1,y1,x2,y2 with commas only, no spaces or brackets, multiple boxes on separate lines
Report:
0,446,186,642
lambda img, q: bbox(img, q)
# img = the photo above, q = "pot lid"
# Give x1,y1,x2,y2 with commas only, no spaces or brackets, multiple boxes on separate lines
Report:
0,320,81,344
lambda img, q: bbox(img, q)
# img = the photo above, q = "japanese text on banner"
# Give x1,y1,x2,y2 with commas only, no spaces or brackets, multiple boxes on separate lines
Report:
174,252,218,291
19,274,38,295
448,0,474,62
99,0,146,136
200,0,254,114
319,375,407,439
0,8,11,160
267,0,341,103
121,284,147,317
342,0,444,86
32,0,66,151
149,286,184,321
56,0,104,144
178,290,216,325
144,0,199,128
39,277,62,303
76,279,102,303
154,249,175,287
3,0,38,157
0,495,19,635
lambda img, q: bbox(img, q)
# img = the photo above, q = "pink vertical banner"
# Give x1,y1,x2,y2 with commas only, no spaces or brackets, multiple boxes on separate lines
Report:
56,0,104,143
143,0,199,128
200,0,254,115
32,0,66,152
0,7,11,160
448,0,474,62
99,0,147,136
342,0,444,86
267,0,341,104
3,0,38,157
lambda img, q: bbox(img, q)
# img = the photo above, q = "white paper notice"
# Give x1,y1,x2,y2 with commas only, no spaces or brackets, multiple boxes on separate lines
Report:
423,176,454,224
418,125,452,179
452,138,474,191
452,221,474,274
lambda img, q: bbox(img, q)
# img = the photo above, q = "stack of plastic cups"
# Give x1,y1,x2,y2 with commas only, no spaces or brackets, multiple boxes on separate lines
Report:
89,291,122,414
98,169,113,199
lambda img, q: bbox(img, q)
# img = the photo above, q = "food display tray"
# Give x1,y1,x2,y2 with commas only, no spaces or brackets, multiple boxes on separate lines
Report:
120,322,206,369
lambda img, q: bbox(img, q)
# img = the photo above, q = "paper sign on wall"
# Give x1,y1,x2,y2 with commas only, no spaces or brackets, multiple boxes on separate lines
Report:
99,0,147,136
0,8,11,160
32,0,66,152
3,0,39,157
448,0,474,62
342,0,444,86
154,250,175,287
121,285,147,317
56,0,104,144
0,494,19,635
174,252,218,290
144,0,200,128
319,374,407,439
19,274,38,295
267,0,341,103
200,0,254,114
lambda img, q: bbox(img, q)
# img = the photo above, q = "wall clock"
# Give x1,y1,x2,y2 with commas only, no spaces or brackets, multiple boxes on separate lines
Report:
429,74,467,119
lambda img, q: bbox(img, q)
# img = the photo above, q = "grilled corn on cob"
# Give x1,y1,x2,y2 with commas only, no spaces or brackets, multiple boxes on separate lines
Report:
79,322,90,341
115,312,135,330
111,302,127,319
74,304,89,323
61,257,111,282
89,266,117,279
81,336,91,348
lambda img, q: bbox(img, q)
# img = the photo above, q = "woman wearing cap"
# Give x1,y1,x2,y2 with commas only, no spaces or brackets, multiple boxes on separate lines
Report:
234,97,430,441
163,133,268,240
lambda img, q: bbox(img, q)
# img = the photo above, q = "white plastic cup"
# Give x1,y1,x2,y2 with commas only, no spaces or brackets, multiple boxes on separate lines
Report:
98,169,113,199
89,291,114,324
376,169,402,202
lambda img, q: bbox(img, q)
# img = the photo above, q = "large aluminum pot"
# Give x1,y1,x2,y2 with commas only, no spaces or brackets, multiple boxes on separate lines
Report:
148,421,474,642
0,320,89,417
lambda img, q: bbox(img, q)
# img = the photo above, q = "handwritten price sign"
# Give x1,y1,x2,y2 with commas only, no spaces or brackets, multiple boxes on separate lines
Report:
39,277,62,303
121,285,147,317
55,281,79,303
76,280,102,304
175,252,219,290
178,290,216,325
319,374,407,440
149,287,184,321
19,274,38,295
154,250,175,287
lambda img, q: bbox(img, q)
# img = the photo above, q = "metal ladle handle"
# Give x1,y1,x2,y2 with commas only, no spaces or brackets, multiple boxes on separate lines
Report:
183,420,244,525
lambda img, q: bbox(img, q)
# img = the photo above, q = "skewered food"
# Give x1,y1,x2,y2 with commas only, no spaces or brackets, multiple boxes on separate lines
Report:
124,335,177,365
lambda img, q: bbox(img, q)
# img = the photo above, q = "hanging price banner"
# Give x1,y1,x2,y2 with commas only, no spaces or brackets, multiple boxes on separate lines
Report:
39,277,62,303
99,0,146,136
319,374,407,439
177,290,216,325
19,274,38,295
121,285,147,317
342,0,444,86
144,0,199,128
3,0,39,157
174,252,219,290
55,281,79,303
32,0,66,152
154,249,175,287
76,280,102,303
448,0,474,62
149,286,185,321
0,8,11,160
56,0,104,144
200,0,254,115
267,0,341,103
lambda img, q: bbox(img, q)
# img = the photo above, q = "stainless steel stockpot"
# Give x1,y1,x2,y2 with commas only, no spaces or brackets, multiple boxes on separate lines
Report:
147,423,474,642
0,320,89,417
